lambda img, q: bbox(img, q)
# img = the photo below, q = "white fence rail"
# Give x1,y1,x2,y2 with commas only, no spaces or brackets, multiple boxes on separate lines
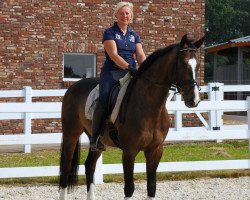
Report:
0,83,249,183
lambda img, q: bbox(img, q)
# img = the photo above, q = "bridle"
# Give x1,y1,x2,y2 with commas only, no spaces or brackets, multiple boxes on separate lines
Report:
171,80,201,95
174,47,201,94
134,47,201,95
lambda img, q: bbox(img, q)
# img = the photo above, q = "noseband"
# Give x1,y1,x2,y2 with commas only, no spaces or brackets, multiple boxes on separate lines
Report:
171,80,201,95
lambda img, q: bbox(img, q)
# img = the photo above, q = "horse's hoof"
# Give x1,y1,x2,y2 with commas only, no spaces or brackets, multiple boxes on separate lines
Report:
59,188,67,200
87,183,95,200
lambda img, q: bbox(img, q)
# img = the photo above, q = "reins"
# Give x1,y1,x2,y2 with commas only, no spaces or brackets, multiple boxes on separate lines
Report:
137,75,171,89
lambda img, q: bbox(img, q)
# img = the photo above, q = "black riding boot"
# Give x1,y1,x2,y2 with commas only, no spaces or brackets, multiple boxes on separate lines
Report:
90,102,106,151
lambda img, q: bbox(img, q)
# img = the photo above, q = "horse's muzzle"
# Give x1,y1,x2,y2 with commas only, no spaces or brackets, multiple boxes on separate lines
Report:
185,98,200,108
185,101,200,108
184,84,201,108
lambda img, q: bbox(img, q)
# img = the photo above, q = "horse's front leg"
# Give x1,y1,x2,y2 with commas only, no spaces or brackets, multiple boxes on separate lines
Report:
122,149,138,199
84,150,102,200
144,145,163,199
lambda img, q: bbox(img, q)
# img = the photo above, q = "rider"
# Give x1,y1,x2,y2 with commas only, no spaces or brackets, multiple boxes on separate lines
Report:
90,2,146,151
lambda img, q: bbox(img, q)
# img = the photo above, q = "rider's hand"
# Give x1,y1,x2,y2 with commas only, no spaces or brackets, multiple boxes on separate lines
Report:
128,65,138,77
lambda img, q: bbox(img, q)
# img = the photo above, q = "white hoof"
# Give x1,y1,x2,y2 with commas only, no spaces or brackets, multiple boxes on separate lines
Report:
59,188,67,200
146,197,155,200
87,183,95,200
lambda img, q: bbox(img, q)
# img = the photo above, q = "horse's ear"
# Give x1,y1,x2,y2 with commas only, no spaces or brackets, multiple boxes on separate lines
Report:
180,34,188,48
193,35,205,49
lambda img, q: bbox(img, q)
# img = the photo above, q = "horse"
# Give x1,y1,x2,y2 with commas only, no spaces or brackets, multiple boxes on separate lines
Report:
59,34,205,200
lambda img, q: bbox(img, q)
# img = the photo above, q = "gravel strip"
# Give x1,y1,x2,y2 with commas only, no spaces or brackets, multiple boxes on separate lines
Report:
0,177,249,200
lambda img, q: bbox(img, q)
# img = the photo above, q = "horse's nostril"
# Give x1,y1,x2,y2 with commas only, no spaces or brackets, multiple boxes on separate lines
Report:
188,96,195,103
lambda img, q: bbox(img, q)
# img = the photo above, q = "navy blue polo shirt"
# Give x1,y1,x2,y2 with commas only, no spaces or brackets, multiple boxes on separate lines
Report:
102,22,141,70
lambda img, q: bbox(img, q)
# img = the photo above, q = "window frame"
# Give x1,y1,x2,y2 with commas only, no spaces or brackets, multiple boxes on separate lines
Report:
63,52,97,82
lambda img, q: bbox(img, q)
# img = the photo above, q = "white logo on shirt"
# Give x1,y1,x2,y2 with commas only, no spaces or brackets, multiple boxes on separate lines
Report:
115,34,121,40
129,35,135,43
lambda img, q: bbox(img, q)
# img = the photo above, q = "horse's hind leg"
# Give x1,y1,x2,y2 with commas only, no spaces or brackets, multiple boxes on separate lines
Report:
144,145,163,199
59,133,81,200
122,149,138,199
85,150,102,200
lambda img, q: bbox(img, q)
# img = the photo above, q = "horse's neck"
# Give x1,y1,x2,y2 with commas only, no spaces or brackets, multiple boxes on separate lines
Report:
134,51,177,112
133,73,169,113
147,51,177,83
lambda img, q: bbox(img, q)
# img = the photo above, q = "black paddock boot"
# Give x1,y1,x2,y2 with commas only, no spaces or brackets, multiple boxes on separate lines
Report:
90,102,106,151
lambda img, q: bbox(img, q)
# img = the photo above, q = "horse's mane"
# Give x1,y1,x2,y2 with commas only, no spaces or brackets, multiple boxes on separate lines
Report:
137,38,195,75
136,43,178,75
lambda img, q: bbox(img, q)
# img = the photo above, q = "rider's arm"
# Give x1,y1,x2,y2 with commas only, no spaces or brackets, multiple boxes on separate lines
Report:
135,43,146,67
103,40,129,70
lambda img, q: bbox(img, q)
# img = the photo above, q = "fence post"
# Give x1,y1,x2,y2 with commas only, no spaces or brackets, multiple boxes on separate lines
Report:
208,83,216,131
174,94,182,131
215,82,224,143
93,154,104,184
24,86,32,153
247,97,250,153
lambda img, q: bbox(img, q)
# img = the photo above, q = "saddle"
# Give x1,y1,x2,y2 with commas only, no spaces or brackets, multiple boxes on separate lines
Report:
85,73,132,148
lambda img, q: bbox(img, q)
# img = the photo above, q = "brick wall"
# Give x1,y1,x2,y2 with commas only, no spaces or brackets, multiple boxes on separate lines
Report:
0,0,205,134
0,0,205,89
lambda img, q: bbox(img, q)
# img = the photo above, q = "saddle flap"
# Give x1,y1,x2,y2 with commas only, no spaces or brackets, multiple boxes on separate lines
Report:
85,84,99,120
110,73,132,123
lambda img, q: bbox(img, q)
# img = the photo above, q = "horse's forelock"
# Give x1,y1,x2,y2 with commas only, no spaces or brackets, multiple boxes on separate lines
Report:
180,38,195,49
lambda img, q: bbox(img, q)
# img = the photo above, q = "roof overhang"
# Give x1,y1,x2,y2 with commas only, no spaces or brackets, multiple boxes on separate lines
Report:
206,42,250,53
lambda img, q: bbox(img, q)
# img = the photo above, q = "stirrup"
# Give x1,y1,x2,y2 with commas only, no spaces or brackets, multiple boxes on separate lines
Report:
90,135,106,151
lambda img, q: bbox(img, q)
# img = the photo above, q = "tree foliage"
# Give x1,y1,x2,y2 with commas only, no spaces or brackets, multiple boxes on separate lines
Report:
205,0,250,46
204,0,250,83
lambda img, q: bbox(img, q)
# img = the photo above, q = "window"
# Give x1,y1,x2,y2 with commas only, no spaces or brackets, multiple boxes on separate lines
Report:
63,53,96,81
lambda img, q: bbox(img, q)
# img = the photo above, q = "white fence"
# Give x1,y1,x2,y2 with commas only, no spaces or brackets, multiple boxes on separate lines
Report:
0,83,249,183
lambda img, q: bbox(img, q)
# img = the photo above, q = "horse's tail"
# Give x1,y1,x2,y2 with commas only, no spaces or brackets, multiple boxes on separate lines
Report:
59,139,80,191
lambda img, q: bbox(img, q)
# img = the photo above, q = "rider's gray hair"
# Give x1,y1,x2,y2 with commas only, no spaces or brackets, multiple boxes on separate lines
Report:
113,2,133,23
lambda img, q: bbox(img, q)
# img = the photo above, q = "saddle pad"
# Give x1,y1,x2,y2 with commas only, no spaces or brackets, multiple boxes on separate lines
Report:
85,73,132,123
85,84,99,120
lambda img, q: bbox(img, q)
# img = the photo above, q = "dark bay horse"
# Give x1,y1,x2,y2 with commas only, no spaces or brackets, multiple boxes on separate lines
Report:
59,34,204,200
